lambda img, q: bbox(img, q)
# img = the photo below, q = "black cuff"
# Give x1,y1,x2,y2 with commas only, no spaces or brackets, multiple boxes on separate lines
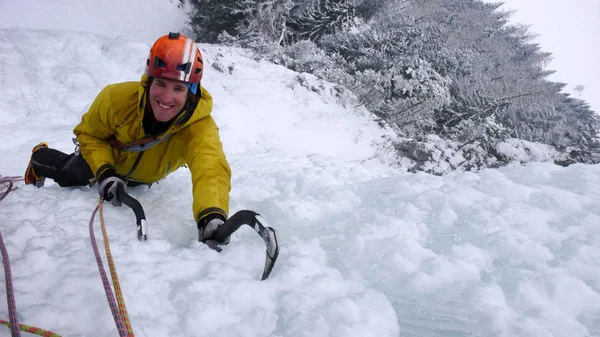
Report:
197,213,227,229
97,166,118,184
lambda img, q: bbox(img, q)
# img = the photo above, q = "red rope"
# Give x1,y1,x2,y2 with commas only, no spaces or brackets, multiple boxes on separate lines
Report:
97,200,135,335
0,176,22,202
0,175,23,337
0,175,60,337
89,200,130,336
0,175,62,336
1,175,134,336
89,198,134,336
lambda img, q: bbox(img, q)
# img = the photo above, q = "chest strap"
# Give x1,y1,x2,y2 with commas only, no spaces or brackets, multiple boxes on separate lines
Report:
109,134,172,153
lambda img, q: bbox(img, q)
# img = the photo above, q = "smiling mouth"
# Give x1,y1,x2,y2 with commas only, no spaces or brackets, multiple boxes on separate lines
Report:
157,100,174,110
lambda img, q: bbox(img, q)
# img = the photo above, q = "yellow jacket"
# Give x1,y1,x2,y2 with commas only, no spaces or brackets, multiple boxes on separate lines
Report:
73,75,231,222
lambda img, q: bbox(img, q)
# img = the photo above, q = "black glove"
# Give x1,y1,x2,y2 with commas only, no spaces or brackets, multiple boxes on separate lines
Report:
198,213,230,252
98,168,127,207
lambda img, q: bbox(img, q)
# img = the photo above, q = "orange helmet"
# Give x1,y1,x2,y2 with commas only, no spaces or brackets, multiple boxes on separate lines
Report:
145,32,204,84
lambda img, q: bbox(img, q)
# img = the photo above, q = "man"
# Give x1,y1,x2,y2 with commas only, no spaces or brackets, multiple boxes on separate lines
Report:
24,32,231,248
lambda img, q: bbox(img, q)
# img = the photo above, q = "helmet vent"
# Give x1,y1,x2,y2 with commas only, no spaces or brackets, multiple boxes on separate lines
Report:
176,62,192,74
168,32,180,39
153,56,166,69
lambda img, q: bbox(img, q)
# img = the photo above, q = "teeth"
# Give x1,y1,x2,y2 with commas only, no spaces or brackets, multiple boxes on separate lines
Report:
158,102,172,109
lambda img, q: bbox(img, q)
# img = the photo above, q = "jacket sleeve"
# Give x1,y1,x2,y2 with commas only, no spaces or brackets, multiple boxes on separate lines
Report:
182,115,232,223
73,86,118,178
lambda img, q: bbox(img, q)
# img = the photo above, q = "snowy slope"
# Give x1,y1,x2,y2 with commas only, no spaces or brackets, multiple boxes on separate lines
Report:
0,2,599,337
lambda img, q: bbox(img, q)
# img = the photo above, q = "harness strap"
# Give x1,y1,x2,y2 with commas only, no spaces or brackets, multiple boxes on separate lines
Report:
104,133,171,180
123,152,145,179
109,134,172,153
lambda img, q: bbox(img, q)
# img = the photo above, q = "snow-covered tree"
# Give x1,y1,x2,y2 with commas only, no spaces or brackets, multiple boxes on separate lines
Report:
186,0,600,168
284,0,355,43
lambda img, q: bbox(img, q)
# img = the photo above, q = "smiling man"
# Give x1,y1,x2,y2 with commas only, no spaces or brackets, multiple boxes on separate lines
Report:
23,32,232,249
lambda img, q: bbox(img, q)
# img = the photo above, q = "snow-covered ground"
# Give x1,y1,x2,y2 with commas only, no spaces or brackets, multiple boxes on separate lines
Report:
0,1,599,336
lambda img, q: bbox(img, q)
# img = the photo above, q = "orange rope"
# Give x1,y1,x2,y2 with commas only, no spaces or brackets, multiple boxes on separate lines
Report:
0,320,61,336
98,200,135,336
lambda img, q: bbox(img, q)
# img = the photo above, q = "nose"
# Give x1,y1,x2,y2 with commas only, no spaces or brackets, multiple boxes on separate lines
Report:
155,86,176,102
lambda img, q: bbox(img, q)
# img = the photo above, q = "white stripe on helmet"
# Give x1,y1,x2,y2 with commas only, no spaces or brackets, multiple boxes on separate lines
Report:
180,37,193,81
185,44,197,82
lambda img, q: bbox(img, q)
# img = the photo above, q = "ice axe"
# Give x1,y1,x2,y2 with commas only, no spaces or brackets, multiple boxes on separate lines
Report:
116,185,279,280
116,183,147,241
210,210,280,281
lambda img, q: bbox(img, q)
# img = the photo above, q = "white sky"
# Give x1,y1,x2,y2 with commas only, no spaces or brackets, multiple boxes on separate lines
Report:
488,0,600,113
0,1,599,337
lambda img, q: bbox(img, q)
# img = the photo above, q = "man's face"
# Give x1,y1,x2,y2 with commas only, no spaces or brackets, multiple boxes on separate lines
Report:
148,77,189,122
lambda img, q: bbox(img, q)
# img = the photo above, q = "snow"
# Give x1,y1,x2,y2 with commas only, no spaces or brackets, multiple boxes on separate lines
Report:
0,1,599,337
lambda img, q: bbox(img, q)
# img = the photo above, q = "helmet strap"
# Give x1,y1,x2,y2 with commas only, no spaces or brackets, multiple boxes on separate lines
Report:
186,83,198,95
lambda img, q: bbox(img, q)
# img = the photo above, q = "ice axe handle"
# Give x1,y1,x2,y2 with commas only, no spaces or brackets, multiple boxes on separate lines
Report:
211,217,244,242
210,210,280,280
116,184,147,241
